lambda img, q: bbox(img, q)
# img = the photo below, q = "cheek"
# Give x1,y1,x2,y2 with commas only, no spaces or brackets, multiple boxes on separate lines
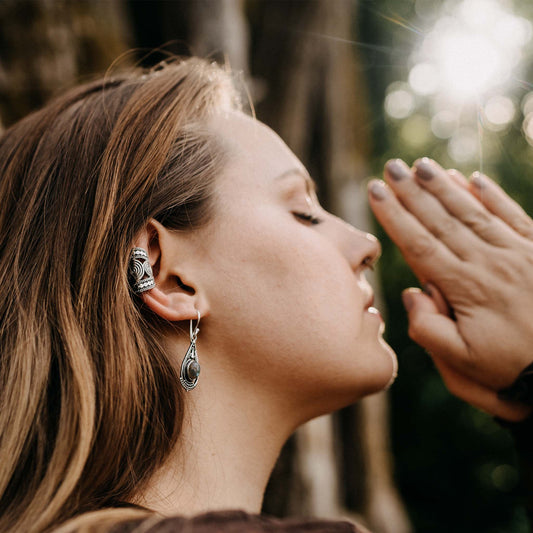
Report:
204,213,366,373
213,209,360,312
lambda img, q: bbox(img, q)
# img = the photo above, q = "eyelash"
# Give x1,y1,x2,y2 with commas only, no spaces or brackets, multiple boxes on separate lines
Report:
292,212,323,225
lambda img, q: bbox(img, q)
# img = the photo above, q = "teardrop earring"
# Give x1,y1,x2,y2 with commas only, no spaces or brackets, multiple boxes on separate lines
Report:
180,310,201,391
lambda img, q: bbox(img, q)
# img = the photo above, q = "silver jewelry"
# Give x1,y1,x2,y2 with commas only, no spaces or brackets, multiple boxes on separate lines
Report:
180,310,201,391
129,247,155,293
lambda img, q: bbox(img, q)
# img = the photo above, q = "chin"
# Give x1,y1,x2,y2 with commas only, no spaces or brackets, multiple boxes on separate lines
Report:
288,337,399,423
338,340,399,406
372,338,398,390
305,365,397,421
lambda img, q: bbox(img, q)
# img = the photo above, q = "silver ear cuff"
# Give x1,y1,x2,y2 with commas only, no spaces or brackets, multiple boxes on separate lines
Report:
180,310,201,391
129,247,155,293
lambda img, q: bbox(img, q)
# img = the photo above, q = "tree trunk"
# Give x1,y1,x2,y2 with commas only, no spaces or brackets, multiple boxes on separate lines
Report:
0,0,132,126
188,0,249,74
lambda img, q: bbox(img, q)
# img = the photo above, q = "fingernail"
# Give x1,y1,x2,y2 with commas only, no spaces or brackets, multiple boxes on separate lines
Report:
402,291,414,312
415,158,437,181
386,159,411,181
369,181,387,200
471,172,486,189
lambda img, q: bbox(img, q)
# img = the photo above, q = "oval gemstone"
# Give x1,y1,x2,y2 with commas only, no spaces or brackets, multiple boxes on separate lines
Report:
187,360,201,381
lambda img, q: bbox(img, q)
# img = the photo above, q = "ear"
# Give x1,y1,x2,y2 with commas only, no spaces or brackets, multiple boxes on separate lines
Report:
132,219,209,322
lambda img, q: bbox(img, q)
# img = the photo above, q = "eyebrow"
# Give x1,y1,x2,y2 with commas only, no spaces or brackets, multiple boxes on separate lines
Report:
274,168,318,194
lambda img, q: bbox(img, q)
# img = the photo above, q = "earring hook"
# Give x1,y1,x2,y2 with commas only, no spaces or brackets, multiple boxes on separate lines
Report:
190,310,200,342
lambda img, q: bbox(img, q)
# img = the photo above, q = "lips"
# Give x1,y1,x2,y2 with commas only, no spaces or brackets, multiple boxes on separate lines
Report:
364,292,382,320
364,292,374,310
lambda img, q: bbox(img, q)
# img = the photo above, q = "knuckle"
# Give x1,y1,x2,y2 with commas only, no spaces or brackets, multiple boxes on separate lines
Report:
489,249,531,285
404,234,437,259
444,267,491,307
430,217,457,240
510,213,533,237
524,228,533,241
489,257,519,283
463,209,492,234
525,249,533,269
459,283,489,307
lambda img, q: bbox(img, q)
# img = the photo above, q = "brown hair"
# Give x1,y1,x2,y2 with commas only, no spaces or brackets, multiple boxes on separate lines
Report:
0,57,238,532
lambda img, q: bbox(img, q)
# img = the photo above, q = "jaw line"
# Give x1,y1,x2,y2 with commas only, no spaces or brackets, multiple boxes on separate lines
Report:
384,347,399,391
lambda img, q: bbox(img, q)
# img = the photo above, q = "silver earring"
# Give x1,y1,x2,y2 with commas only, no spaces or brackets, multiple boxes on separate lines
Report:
180,310,201,391
129,247,155,293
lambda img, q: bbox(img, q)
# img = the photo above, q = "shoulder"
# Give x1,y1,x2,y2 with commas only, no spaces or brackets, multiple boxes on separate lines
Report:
110,509,369,533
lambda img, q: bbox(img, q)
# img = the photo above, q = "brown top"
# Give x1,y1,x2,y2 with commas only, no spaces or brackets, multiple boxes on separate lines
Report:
110,510,369,533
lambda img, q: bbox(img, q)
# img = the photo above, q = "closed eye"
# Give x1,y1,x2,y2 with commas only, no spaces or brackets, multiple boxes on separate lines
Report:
292,212,323,225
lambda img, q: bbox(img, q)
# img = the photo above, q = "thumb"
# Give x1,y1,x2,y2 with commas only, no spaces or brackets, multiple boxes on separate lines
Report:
402,289,532,421
402,288,467,361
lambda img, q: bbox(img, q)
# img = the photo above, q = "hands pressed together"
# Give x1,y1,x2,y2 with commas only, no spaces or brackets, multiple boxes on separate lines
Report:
368,158,533,422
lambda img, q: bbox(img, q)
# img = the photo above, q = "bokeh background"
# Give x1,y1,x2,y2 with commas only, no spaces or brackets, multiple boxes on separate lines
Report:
1,1,533,532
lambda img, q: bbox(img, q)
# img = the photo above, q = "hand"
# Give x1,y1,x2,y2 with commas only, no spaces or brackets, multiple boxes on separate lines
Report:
368,158,533,422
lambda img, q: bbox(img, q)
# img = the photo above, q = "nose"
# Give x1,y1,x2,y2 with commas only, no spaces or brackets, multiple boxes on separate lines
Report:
354,230,381,272
338,219,381,273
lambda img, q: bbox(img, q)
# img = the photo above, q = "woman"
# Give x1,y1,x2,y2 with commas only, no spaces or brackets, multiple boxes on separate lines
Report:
0,57,531,532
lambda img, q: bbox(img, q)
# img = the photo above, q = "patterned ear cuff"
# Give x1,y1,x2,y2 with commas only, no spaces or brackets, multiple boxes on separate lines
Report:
129,247,155,293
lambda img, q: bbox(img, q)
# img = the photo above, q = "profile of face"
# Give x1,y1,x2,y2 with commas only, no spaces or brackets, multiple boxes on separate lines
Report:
150,111,398,427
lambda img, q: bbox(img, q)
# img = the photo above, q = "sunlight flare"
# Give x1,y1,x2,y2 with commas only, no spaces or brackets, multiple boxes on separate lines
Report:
411,0,530,102
384,0,532,163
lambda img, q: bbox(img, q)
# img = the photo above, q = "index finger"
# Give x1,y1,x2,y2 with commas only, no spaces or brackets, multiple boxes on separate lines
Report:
469,172,533,240
413,158,520,248
368,179,462,282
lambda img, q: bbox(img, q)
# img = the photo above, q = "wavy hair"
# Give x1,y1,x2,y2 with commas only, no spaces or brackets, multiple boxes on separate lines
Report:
0,57,238,532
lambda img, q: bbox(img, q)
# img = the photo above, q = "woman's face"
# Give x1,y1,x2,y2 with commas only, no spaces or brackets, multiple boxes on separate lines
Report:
194,111,397,421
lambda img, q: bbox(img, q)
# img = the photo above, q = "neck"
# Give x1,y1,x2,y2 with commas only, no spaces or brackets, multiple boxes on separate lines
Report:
132,365,296,517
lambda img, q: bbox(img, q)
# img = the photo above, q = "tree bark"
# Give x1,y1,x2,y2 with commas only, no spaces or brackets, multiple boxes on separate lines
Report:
0,0,132,126
188,0,249,74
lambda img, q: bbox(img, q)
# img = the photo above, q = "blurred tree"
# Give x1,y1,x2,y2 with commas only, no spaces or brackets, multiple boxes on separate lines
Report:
188,0,249,74
0,0,132,126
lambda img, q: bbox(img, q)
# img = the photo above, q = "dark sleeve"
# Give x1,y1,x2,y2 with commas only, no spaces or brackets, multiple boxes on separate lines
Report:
497,362,533,522
110,510,368,533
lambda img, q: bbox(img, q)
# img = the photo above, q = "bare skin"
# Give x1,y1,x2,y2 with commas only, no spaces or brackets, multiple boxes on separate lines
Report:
368,157,533,422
